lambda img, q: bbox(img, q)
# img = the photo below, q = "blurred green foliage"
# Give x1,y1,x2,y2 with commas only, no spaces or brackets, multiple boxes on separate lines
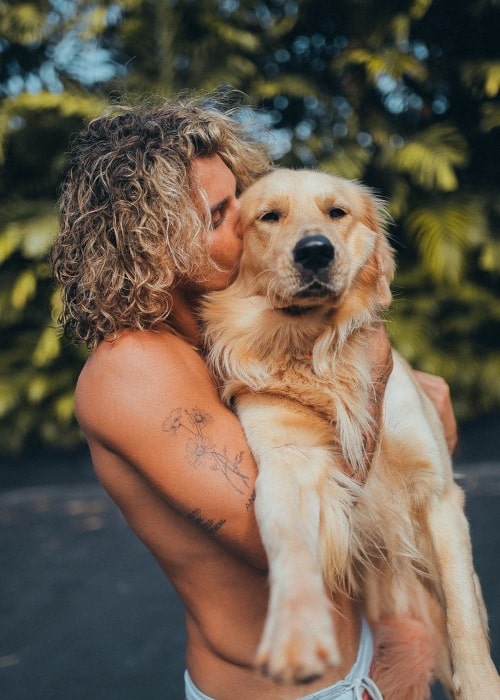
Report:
1,0,499,454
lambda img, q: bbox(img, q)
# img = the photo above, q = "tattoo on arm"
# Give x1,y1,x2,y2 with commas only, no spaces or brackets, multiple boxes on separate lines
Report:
188,508,226,535
245,489,256,510
162,407,250,494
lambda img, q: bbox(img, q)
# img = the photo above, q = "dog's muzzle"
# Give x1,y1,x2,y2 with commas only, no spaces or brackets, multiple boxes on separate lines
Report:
293,235,334,272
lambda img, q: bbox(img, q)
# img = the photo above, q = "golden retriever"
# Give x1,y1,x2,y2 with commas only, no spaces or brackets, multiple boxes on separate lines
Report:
201,169,500,699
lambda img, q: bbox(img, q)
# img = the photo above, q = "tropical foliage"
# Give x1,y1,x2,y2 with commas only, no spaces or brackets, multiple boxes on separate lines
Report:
1,0,499,453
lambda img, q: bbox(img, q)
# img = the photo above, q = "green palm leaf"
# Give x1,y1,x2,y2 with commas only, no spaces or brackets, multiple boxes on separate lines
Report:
320,142,371,180
480,103,500,132
462,61,500,97
405,198,489,284
337,47,427,83
391,124,469,191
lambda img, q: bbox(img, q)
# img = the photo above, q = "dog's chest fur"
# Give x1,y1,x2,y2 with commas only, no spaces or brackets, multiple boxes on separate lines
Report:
260,348,362,427
209,315,375,476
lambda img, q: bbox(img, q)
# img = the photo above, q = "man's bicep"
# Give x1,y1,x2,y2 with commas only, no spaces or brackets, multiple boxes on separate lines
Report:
161,404,253,497
96,361,265,567
154,399,259,515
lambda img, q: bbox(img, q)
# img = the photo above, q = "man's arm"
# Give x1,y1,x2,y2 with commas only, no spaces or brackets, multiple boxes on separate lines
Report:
371,323,458,456
75,328,267,569
412,369,458,454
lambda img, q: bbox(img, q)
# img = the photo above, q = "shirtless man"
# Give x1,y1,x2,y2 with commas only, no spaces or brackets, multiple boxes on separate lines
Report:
52,93,457,700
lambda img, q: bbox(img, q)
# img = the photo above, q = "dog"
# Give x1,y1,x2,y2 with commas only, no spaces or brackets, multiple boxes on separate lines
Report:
201,168,500,699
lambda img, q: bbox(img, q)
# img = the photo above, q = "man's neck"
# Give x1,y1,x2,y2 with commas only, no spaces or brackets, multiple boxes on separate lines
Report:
169,288,203,347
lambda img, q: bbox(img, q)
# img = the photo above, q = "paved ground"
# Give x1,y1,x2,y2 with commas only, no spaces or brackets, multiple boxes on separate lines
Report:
1,417,499,700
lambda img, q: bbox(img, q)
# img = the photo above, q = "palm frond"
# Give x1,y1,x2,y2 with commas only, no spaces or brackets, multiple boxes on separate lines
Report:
0,2,47,44
0,202,58,262
480,103,500,132
409,0,433,19
335,47,427,83
461,61,500,97
479,241,500,274
253,75,320,100
320,142,371,180
202,16,262,52
2,90,105,118
385,307,434,363
391,124,469,191
405,198,489,284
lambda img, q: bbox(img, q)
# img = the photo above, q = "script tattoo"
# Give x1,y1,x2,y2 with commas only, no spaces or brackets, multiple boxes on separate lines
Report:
245,489,256,510
188,508,226,536
162,407,250,494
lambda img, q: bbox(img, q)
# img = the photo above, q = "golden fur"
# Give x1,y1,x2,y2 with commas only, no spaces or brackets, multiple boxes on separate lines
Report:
202,169,500,699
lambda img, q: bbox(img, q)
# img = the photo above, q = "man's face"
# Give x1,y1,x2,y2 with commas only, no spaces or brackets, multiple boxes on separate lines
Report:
190,154,243,292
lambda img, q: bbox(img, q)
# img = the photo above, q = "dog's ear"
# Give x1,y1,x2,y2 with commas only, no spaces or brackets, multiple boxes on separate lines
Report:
375,235,395,308
359,187,395,308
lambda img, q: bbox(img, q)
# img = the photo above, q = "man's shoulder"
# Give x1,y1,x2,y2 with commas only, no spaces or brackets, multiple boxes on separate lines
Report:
83,327,202,378
75,328,212,434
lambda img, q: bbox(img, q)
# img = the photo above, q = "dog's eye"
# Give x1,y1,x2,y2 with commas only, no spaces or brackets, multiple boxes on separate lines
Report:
328,207,346,219
260,210,281,223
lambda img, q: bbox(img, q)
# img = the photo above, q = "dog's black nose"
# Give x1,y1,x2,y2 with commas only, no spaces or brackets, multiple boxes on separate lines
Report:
293,235,335,271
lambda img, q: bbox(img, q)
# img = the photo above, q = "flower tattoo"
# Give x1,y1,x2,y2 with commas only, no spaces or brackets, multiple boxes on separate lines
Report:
162,407,250,494
186,435,214,468
164,407,182,434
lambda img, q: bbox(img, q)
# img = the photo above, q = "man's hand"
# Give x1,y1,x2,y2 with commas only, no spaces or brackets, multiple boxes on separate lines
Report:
412,370,458,455
366,325,458,463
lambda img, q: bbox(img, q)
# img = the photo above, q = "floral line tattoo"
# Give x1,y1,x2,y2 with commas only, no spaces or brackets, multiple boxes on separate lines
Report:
162,407,250,494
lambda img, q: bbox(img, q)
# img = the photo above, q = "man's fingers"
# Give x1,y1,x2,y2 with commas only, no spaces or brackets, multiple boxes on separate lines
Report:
413,370,458,455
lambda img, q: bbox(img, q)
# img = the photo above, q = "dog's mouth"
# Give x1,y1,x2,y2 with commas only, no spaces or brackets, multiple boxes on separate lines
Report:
274,281,342,315
295,281,332,298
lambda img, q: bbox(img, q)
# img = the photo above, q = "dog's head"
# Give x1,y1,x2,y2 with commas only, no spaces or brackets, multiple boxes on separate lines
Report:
237,169,394,319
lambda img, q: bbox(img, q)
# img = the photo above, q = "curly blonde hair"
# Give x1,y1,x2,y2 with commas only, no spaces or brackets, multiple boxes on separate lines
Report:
52,91,272,346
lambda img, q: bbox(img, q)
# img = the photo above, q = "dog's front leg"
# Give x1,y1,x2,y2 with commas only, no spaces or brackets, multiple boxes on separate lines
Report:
425,484,500,699
236,393,341,684
254,452,341,684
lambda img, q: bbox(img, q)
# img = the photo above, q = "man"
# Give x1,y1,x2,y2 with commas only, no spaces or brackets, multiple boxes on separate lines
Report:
52,93,457,700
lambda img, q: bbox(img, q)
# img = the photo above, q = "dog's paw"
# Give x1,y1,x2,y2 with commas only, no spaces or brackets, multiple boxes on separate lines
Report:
255,596,340,684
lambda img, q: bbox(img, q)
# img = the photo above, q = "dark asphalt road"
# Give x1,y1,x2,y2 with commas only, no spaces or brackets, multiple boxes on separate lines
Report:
1,419,499,700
